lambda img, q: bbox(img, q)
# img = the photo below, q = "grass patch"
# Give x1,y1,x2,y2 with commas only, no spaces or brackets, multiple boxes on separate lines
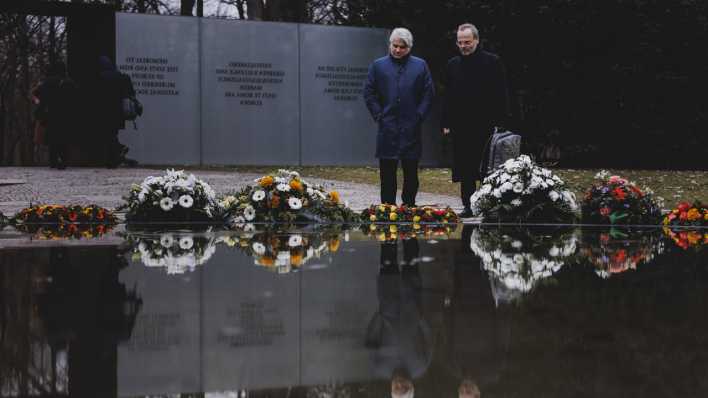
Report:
153,165,708,207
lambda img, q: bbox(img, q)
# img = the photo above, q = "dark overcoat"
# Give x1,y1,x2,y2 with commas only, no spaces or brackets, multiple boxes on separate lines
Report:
97,56,129,131
441,49,509,181
364,54,434,160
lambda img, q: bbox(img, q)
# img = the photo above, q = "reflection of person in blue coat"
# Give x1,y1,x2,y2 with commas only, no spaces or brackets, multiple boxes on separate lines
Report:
366,239,433,397
364,28,435,206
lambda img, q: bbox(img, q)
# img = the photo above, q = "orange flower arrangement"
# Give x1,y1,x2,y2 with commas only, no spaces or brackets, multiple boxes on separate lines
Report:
663,201,707,227
259,175,274,187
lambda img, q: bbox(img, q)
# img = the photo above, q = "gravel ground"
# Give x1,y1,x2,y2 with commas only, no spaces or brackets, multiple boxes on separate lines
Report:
0,167,460,216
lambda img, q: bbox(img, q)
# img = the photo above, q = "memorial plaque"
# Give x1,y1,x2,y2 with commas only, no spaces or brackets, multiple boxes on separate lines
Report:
201,20,300,165
116,13,201,165
299,25,388,165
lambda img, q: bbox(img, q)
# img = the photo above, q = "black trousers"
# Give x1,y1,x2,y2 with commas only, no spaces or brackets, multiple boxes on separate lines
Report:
460,177,477,210
379,158,419,206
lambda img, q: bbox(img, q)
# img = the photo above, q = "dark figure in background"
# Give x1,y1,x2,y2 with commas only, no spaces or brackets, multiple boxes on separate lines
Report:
96,56,132,168
366,238,432,396
442,23,510,217
33,61,78,169
364,27,435,206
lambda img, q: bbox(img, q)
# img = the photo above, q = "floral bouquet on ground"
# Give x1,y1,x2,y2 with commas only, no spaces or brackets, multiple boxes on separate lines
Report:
470,155,578,222
125,231,219,274
663,201,707,227
221,169,359,226
11,204,116,225
226,228,344,273
580,228,664,278
119,169,222,224
362,203,459,224
581,171,663,225
362,222,458,242
469,226,579,304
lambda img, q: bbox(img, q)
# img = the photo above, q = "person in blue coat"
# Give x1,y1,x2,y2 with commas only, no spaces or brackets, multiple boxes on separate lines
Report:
364,28,435,206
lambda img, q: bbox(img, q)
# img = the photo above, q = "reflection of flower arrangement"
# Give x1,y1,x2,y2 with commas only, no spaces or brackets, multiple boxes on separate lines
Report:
362,203,459,224
119,169,221,223
13,223,114,240
470,155,578,222
470,227,579,304
12,204,116,225
226,228,343,273
362,222,457,241
222,169,359,226
663,227,707,250
580,229,664,278
663,201,707,227
126,232,218,274
581,171,663,225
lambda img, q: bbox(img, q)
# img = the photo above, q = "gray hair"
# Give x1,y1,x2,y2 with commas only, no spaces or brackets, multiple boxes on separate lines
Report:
458,23,479,40
389,27,413,48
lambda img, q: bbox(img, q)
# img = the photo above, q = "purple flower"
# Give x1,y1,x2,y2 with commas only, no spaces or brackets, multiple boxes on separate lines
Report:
601,187,610,194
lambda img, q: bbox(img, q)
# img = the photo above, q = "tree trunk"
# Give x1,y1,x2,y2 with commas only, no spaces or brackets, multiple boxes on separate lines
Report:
246,0,264,20
180,0,196,16
234,0,246,19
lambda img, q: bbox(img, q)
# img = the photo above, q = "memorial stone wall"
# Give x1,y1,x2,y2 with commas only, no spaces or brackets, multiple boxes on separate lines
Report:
116,13,444,166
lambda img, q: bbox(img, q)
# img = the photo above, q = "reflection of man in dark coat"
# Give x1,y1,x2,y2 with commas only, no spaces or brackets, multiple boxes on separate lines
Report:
364,28,434,206
366,239,433,392
442,23,509,217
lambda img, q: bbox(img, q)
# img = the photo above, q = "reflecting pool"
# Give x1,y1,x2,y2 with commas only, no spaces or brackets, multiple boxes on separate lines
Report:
0,224,707,397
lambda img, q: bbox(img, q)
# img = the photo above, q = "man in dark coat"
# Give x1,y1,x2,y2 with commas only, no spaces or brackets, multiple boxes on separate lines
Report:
441,23,509,217
364,28,434,206
96,56,132,168
33,61,78,169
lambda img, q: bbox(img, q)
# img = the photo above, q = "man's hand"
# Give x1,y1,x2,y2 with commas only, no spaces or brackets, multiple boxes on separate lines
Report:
442,128,450,135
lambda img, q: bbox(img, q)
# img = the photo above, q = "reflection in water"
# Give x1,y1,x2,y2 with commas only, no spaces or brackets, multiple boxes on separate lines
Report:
367,238,432,397
1,226,707,397
580,228,664,278
470,226,579,305
0,245,142,397
124,231,219,274
663,227,708,251
221,227,344,273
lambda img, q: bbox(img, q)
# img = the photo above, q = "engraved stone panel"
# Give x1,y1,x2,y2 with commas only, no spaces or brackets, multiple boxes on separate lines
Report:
201,20,300,165
116,13,201,165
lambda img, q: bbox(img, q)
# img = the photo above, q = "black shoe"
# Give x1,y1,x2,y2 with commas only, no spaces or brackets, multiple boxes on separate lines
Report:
458,208,474,218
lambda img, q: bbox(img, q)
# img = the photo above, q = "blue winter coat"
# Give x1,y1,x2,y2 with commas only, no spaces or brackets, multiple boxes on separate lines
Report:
364,55,434,159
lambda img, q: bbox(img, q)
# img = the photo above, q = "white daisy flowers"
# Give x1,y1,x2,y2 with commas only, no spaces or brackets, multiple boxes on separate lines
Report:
179,195,194,208
244,205,256,221
288,197,303,210
252,190,266,202
160,197,174,211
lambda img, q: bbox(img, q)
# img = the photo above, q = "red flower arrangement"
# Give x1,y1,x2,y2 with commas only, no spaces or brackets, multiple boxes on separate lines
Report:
663,201,707,227
12,204,117,225
581,171,663,225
